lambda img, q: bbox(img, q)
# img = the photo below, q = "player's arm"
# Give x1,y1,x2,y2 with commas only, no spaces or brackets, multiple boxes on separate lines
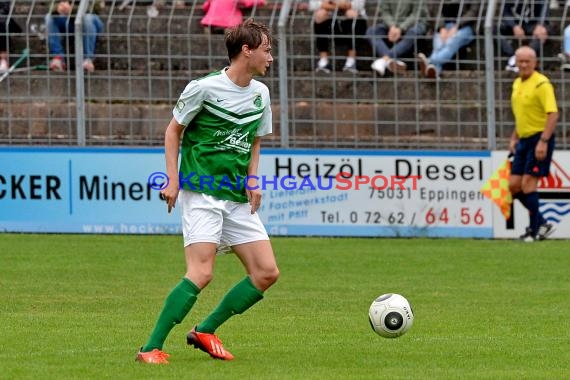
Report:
162,117,184,213
535,82,558,161
541,112,558,142
535,111,558,161
246,136,262,214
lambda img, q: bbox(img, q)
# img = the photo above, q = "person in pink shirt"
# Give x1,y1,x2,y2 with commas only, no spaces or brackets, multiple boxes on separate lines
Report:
201,0,265,33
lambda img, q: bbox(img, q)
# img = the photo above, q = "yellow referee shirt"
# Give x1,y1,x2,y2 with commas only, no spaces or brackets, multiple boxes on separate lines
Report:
511,71,558,138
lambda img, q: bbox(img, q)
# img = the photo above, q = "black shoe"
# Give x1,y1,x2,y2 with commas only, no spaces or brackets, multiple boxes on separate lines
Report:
536,223,555,241
519,227,536,242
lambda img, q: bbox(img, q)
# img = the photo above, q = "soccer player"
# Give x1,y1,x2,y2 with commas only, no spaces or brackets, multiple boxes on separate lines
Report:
136,19,279,364
508,46,558,242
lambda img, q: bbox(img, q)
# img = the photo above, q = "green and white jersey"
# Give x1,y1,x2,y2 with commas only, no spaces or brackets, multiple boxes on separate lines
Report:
173,68,272,203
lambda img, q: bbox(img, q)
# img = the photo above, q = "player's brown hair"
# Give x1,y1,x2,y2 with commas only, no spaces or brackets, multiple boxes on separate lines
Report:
225,19,272,62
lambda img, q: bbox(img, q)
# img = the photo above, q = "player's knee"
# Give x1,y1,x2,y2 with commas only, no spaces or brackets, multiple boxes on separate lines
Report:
270,266,280,283
263,267,280,287
253,267,279,291
186,269,213,289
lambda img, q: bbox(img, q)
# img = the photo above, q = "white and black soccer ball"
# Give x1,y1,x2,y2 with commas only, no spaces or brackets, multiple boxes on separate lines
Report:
368,293,414,338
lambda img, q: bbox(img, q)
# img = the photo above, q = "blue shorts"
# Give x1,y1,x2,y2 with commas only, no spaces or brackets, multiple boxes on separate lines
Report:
511,133,555,177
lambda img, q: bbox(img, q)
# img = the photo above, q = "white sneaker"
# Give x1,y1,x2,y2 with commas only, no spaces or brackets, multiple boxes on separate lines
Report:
371,58,387,76
387,58,407,74
0,59,8,72
537,223,555,241
146,5,159,17
342,61,358,74
506,55,519,73
82,58,95,72
558,53,570,70
49,56,66,72
505,64,519,73
519,227,536,243
315,58,331,73
425,64,438,79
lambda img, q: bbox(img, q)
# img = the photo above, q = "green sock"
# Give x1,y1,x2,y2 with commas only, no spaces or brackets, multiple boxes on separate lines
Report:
196,276,264,334
142,278,200,351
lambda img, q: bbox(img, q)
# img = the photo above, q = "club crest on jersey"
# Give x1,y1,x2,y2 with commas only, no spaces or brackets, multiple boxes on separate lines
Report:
253,93,262,108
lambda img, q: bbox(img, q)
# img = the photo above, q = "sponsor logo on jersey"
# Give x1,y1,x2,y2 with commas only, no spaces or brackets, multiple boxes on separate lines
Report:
218,131,251,153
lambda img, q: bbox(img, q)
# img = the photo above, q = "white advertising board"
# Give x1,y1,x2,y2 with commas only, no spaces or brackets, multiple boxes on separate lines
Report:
257,150,493,238
0,148,496,238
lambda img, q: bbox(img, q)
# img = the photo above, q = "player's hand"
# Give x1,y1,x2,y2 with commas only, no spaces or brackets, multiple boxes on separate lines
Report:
509,139,518,155
513,25,525,39
533,25,548,43
247,188,262,214
535,140,547,161
336,0,350,10
322,0,336,10
160,179,179,213
388,26,401,43
246,176,262,214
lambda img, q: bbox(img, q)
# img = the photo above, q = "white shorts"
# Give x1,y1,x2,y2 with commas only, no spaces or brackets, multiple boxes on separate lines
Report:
179,190,269,253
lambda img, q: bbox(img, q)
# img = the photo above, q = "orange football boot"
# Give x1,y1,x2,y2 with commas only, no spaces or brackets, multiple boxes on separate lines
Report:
135,348,170,364
186,327,234,360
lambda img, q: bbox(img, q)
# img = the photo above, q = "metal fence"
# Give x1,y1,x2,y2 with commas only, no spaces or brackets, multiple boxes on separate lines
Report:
0,0,569,150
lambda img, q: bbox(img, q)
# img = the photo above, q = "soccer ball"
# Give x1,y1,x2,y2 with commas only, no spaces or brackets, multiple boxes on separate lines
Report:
368,293,414,338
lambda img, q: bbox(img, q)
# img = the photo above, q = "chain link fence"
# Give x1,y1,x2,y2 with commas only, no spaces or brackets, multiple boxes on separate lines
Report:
0,0,569,149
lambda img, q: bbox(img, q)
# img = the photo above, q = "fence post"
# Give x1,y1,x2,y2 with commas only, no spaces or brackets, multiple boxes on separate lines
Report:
484,0,497,150
74,0,89,146
278,0,292,148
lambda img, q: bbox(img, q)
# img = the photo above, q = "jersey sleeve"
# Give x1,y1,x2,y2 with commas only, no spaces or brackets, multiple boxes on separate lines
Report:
538,80,558,114
173,80,205,126
256,87,272,137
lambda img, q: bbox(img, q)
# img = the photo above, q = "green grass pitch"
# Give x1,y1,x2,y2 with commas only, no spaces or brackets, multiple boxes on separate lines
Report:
1,234,569,379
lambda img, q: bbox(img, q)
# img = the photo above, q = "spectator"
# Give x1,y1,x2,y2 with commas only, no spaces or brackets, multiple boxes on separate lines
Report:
366,0,428,76
0,0,22,72
498,0,550,73
46,1,104,72
558,24,570,70
201,0,265,34
417,1,484,79
310,0,368,74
